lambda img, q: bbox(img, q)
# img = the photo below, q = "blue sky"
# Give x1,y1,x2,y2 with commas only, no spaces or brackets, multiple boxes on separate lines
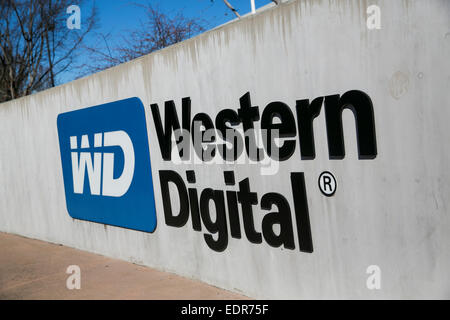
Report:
63,0,273,83
93,0,273,33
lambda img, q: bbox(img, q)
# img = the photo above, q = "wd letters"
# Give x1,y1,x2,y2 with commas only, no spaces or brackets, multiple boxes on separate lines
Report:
70,130,135,197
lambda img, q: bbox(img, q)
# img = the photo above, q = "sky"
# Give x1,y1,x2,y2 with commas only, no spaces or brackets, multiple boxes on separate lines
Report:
62,0,273,84
93,0,273,33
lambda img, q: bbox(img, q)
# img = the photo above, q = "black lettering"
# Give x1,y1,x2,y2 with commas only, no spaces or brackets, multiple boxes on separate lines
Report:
150,98,191,161
295,97,323,160
188,189,202,231
324,90,377,159
216,109,243,161
159,170,189,227
261,101,297,161
200,189,228,252
237,92,263,161
290,172,313,253
237,178,262,244
192,112,216,162
261,192,295,249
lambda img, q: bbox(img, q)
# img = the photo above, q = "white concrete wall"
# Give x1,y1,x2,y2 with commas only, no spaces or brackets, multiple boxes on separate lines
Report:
1,0,449,299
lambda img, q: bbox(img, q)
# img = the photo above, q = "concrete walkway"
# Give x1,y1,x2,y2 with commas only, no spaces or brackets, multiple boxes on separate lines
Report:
0,232,247,300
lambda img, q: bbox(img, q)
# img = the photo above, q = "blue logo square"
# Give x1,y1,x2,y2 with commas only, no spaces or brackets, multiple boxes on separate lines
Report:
57,97,157,232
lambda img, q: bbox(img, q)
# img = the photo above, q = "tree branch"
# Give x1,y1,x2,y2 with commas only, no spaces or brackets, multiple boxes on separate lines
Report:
222,0,240,18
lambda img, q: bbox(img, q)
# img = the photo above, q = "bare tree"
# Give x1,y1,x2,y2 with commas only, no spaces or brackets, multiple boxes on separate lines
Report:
222,0,241,18
0,0,96,103
83,4,205,74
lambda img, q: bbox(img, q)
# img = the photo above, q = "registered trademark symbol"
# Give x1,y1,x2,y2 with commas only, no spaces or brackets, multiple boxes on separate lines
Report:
318,171,337,197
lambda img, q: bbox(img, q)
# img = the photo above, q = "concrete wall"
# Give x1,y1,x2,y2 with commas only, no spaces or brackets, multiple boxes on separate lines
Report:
1,0,449,299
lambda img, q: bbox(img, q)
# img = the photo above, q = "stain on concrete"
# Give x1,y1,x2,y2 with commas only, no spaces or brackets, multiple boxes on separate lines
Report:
389,71,410,100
